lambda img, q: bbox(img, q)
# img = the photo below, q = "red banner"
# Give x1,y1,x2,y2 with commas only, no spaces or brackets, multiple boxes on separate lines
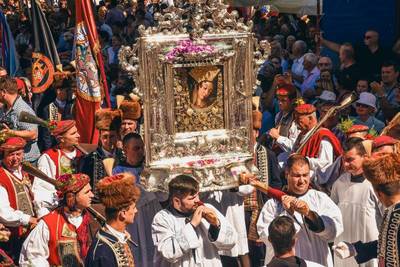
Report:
74,0,110,144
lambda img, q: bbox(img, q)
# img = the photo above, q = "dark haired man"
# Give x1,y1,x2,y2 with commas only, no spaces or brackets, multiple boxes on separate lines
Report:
0,78,40,162
20,173,94,266
334,152,400,266
152,175,237,266
257,154,343,267
85,173,140,266
371,61,399,121
112,133,161,267
331,138,382,267
267,216,324,267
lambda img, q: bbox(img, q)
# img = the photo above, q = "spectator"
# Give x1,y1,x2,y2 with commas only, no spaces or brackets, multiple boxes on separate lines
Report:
353,92,385,133
105,0,125,26
356,78,370,95
301,53,320,96
336,43,361,92
371,61,400,122
290,40,308,87
0,78,40,163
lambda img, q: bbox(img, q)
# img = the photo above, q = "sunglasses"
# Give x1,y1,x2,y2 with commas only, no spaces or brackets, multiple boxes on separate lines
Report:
356,103,370,108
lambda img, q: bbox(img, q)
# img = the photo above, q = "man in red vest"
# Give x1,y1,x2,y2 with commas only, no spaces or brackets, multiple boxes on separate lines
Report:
291,104,343,181
0,137,38,264
32,120,81,217
20,173,94,266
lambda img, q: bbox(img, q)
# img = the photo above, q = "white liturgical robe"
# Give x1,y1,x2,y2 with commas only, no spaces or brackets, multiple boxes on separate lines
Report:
152,203,237,267
257,189,343,267
331,173,383,267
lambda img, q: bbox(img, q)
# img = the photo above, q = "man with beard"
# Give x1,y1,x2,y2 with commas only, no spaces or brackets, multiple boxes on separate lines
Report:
112,133,162,267
20,173,94,266
331,138,382,267
0,137,38,263
32,120,81,217
257,154,343,267
85,173,141,266
151,175,237,266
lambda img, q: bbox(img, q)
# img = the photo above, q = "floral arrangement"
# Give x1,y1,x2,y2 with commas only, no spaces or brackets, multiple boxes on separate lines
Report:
165,40,216,62
47,120,58,131
337,117,355,134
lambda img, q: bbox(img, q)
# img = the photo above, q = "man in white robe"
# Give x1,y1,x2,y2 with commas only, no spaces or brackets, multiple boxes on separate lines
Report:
331,138,383,267
152,175,237,267
257,154,343,267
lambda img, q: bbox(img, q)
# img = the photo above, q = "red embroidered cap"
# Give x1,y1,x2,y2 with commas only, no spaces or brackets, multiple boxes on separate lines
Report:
295,104,316,115
373,135,398,149
346,125,369,135
56,173,90,196
0,137,26,151
276,84,296,98
50,120,76,137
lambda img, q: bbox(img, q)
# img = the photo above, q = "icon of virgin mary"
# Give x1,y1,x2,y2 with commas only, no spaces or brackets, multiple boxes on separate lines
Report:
189,66,220,109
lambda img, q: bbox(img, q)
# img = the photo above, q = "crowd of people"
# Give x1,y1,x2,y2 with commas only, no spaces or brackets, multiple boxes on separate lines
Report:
0,0,398,267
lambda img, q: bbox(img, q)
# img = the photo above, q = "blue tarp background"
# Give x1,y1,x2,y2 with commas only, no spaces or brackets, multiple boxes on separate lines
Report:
321,0,397,64
322,0,397,47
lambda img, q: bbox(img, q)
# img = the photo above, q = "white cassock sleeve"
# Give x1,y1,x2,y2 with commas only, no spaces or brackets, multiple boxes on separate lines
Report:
208,205,237,251
311,192,343,241
276,123,301,152
237,185,255,196
256,199,279,245
307,139,333,174
32,154,59,218
19,220,50,267
0,186,31,227
152,212,202,263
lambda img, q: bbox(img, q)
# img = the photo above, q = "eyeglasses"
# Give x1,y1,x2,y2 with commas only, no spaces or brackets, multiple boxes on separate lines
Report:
318,62,330,66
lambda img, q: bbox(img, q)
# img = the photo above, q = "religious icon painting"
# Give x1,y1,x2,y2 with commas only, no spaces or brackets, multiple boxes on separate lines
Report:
174,65,224,133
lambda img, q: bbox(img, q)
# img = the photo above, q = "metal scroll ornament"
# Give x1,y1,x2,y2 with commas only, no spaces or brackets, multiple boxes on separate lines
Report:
119,0,270,193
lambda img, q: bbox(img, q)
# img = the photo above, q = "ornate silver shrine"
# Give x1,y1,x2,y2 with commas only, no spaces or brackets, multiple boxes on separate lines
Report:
119,0,270,192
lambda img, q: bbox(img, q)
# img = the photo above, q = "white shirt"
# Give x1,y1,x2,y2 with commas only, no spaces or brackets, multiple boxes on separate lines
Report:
19,212,83,267
0,168,31,227
291,55,307,87
32,149,77,218
105,224,128,244
257,189,343,267
275,114,301,152
152,204,237,267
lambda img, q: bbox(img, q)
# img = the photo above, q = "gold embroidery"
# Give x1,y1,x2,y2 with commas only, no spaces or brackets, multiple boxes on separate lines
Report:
61,224,77,238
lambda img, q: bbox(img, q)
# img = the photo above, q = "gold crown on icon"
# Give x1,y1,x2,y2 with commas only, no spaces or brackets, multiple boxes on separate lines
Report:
189,66,220,83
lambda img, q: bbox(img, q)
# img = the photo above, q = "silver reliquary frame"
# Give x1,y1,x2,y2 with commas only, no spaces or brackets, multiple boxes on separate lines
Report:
119,1,267,192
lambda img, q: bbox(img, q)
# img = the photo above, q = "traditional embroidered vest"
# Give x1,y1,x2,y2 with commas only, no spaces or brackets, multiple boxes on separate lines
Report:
0,167,35,237
42,209,90,267
96,229,135,267
378,202,400,267
276,110,295,138
44,148,79,177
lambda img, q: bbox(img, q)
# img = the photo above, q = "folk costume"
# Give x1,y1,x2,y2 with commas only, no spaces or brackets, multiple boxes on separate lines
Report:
113,163,162,267
273,86,300,154
32,120,81,217
291,104,343,179
79,109,123,202
152,203,237,267
119,99,142,136
20,173,91,267
0,138,36,263
351,154,400,267
257,189,343,267
85,173,140,267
